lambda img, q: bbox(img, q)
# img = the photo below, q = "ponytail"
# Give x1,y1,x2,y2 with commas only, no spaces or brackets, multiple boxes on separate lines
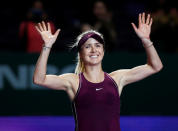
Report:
74,53,85,74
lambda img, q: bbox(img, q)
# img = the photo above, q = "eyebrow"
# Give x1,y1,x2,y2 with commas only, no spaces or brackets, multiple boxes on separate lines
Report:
85,42,102,46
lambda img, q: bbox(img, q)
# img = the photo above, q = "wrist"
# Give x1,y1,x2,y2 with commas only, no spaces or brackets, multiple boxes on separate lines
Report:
141,37,150,40
43,44,52,50
143,43,153,48
141,38,153,48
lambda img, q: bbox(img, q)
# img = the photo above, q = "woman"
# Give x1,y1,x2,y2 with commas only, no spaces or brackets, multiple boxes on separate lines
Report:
33,12,163,131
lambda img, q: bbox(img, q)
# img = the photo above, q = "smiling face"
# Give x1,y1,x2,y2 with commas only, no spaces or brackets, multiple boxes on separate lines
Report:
79,38,104,66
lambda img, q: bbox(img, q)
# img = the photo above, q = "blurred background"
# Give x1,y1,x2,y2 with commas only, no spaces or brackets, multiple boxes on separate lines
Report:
0,0,178,130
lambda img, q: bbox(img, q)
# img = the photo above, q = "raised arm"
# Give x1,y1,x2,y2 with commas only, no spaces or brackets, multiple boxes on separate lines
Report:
33,21,75,91
110,13,163,94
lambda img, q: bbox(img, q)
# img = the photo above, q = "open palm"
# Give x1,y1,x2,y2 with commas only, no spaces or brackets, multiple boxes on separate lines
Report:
131,13,153,40
35,21,60,47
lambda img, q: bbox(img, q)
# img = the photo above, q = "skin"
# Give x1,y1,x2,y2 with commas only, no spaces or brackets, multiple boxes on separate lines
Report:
79,38,105,85
33,12,163,101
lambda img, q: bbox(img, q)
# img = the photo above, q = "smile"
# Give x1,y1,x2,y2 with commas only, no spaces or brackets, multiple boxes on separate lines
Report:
90,55,98,58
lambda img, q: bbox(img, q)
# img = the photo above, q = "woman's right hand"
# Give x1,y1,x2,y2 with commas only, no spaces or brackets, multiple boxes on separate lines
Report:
35,21,60,47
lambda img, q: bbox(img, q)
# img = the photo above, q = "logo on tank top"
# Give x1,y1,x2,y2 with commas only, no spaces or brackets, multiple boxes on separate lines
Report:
96,88,103,91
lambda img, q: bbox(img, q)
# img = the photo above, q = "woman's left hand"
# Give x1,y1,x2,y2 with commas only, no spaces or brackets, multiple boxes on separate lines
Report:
131,12,153,40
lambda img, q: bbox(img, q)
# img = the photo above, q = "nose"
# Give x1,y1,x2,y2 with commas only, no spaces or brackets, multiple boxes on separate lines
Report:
91,46,97,52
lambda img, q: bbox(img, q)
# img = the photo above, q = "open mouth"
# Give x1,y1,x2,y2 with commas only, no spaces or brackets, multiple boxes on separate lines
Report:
90,55,98,58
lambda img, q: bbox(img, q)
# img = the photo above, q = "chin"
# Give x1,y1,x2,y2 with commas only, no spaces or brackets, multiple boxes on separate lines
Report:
87,60,102,66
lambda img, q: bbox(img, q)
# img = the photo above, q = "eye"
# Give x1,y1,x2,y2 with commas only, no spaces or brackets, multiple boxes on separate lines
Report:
85,45,90,48
96,44,102,47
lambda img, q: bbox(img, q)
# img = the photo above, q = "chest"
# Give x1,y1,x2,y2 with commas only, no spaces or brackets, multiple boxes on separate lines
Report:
74,80,120,109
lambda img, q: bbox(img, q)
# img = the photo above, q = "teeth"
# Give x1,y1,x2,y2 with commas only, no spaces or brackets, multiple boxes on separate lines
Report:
90,55,98,58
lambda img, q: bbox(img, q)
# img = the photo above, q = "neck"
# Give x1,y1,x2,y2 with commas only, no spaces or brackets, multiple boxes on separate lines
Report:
83,64,104,83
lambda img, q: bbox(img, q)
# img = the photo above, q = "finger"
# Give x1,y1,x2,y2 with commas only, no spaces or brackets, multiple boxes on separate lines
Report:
54,29,61,37
142,12,145,24
146,14,150,25
35,26,41,33
131,23,138,32
139,13,142,26
38,22,44,31
42,21,47,31
149,18,153,26
47,22,51,32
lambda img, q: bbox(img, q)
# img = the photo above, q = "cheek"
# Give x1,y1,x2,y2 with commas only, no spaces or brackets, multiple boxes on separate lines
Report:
100,49,104,57
101,52,104,59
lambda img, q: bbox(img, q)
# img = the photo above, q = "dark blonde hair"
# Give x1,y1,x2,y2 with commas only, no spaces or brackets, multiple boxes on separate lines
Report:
73,30,104,74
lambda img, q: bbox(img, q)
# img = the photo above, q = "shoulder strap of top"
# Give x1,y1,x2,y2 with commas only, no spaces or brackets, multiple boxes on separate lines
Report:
72,73,82,103
105,72,119,89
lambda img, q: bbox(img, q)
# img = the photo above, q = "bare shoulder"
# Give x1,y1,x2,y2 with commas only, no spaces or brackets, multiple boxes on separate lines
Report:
109,69,129,79
58,73,78,79
58,73,79,83
58,73,79,89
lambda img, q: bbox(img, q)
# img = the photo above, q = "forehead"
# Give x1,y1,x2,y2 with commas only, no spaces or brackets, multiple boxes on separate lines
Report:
84,38,101,45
